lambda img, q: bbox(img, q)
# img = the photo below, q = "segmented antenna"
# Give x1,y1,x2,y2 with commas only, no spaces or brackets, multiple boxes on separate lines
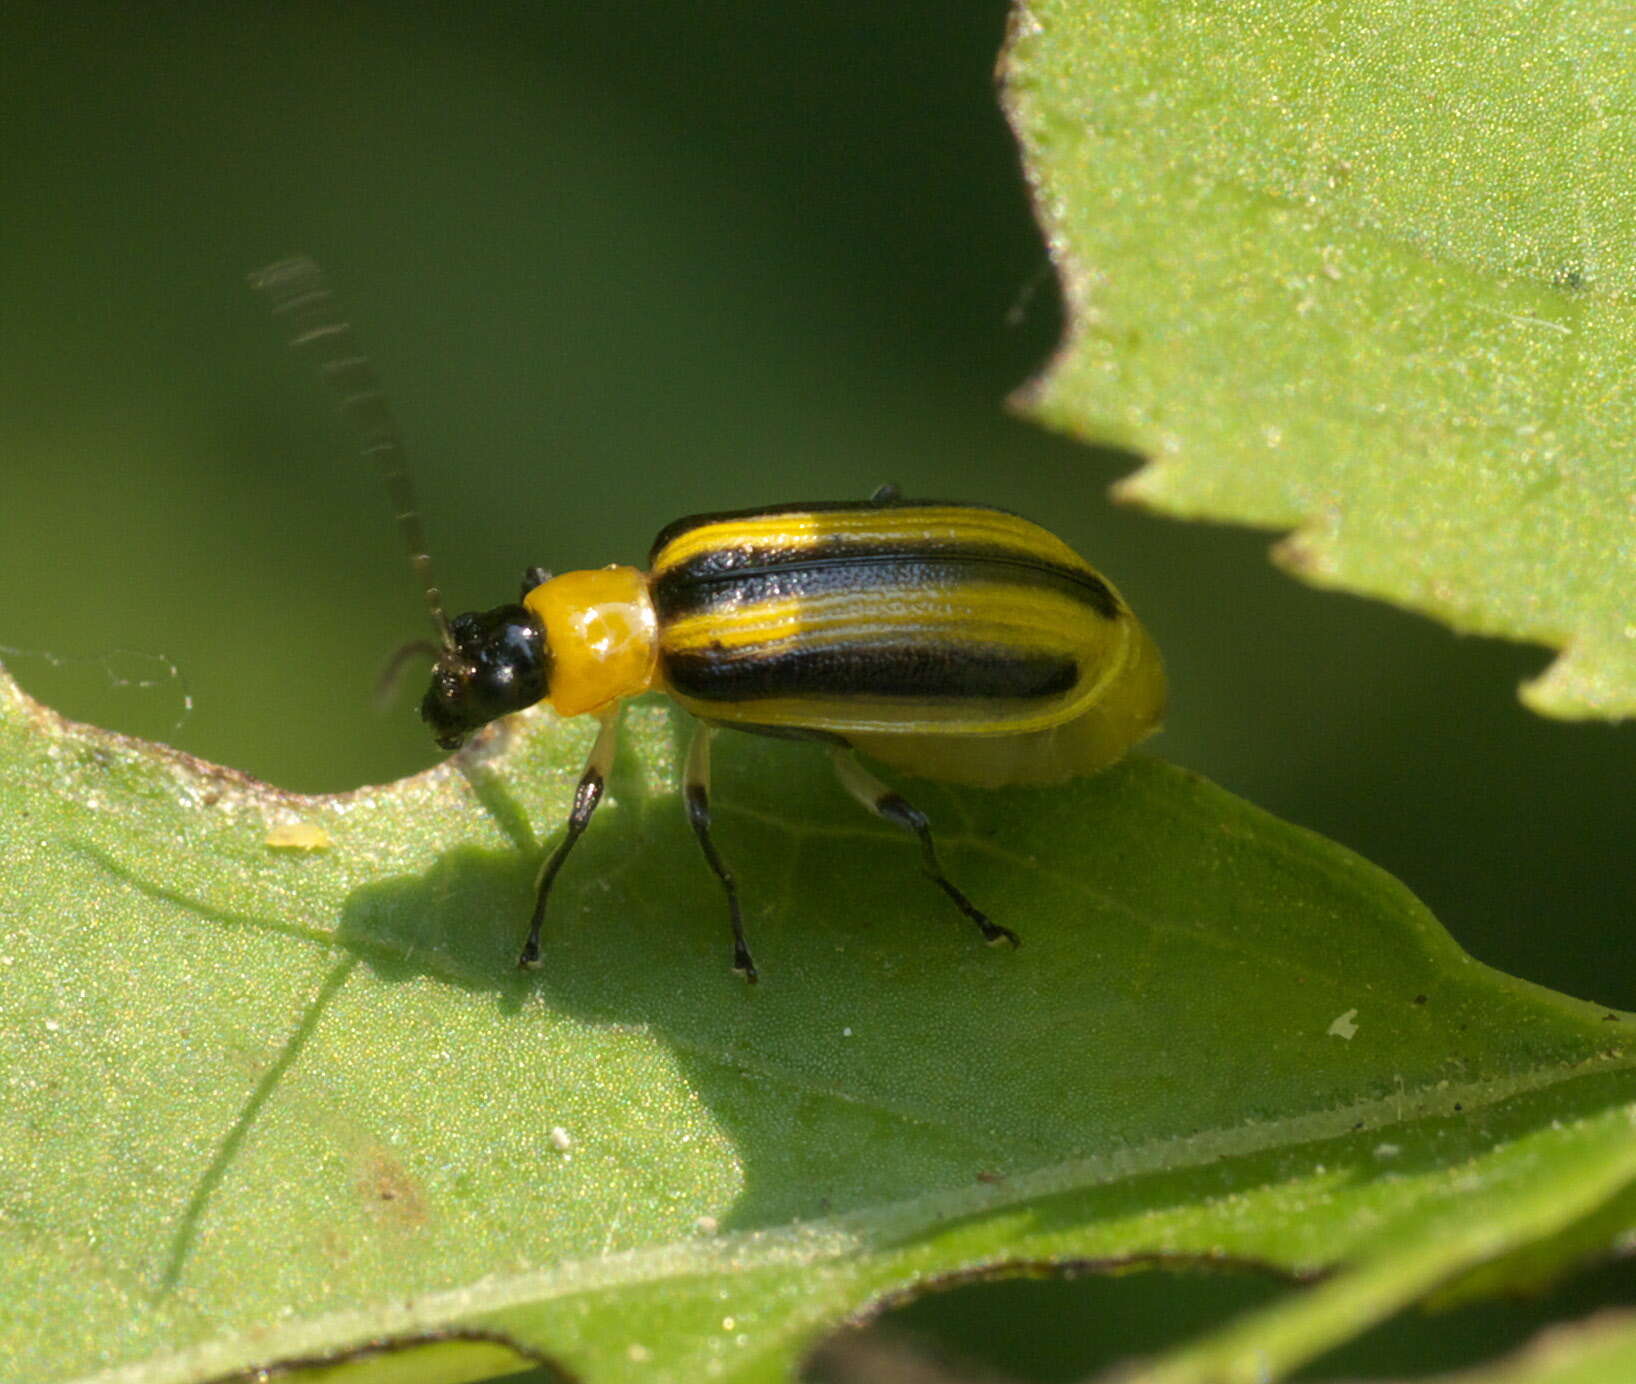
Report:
250,257,454,652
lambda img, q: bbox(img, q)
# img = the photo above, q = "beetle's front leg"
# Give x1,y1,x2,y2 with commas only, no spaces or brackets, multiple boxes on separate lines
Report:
519,706,621,969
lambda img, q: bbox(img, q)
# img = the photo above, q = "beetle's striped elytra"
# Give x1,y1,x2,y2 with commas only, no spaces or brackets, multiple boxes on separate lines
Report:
647,500,1163,781
255,258,1165,983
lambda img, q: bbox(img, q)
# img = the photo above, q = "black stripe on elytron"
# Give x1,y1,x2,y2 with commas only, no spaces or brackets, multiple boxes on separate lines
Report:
657,539,1120,618
646,498,1004,563
652,553,1119,625
662,640,1082,705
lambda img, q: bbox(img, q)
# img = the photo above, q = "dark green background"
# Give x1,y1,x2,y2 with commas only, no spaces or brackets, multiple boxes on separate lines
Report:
3,5,1632,1379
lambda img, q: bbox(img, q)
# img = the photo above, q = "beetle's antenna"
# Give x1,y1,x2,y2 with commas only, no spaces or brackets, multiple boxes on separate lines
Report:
250,256,455,652
373,637,442,710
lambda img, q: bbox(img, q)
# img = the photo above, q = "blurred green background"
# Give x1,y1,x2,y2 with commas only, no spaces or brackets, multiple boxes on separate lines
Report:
2,3,1632,1376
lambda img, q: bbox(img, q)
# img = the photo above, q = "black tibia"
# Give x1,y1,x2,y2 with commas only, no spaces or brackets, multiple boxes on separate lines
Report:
873,793,1019,949
686,784,756,983
829,747,1017,950
519,711,620,970
519,769,605,968
686,724,756,981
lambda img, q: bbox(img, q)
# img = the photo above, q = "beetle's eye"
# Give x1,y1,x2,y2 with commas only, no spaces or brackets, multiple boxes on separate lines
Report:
420,604,549,750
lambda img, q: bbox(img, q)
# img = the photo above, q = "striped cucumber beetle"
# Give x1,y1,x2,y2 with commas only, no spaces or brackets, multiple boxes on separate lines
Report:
255,259,1165,982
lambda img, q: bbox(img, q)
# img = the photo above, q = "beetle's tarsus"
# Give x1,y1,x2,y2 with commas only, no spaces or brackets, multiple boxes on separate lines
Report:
982,922,1021,949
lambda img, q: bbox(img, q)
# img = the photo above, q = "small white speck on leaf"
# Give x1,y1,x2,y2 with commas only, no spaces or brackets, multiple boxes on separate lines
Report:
1328,1008,1359,1040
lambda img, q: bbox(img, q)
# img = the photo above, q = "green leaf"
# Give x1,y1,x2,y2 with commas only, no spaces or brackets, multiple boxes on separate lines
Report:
1333,1311,1636,1384
1001,0,1636,720
1,661,1632,1384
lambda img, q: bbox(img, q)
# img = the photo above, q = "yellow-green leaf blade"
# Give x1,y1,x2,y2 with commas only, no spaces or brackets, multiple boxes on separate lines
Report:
1002,0,1636,719
2,663,1632,1384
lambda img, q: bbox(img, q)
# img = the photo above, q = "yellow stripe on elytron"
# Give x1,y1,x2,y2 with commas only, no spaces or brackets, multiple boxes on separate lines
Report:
649,506,1092,577
661,585,1115,659
664,692,1065,736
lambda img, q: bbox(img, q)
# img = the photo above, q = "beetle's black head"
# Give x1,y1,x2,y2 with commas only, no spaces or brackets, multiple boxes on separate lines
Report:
420,604,550,750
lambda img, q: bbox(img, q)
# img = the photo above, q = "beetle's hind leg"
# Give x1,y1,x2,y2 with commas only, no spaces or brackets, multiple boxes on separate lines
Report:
685,722,757,982
828,747,1018,950
519,707,620,969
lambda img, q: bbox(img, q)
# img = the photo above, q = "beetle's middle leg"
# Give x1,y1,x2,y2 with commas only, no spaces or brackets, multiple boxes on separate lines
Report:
828,747,1019,949
685,722,757,982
